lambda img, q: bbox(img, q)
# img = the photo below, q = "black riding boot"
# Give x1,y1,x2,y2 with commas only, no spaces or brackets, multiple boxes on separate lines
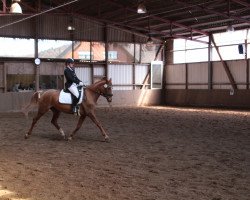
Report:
71,95,78,114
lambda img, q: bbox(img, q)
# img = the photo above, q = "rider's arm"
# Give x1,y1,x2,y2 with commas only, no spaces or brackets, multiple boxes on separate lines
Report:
65,69,81,84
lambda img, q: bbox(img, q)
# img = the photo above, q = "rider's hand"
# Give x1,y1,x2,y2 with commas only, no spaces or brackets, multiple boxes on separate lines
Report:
79,82,84,86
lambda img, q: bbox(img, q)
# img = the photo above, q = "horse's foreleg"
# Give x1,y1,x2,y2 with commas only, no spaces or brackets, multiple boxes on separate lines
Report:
50,109,65,139
25,111,44,139
88,112,109,141
68,115,86,140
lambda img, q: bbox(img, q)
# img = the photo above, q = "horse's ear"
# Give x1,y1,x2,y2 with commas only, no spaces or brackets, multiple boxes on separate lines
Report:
101,76,106,80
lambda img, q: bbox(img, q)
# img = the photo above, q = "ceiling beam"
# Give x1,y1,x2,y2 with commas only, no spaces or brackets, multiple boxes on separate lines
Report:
231,0,250,8
0,0,79,29
73,11,208,44
174,0,250,24
74,1,99,15
20,1,37,12
161,13,250,34
114,1,220,27
104,0,209,36
1,0,6,13
99,7,125,19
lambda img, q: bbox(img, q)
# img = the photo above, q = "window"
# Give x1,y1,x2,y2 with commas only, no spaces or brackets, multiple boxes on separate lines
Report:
7,74,35,92
0,37,34,58
173,29,250,64
39,75,64,90
78,51,93,60
141,44,161,63
173,38,208,63
92,42,105,61
108,43,134,62
38,39,72,59
135,44,140,63
73,41,91,61
108,51,118,60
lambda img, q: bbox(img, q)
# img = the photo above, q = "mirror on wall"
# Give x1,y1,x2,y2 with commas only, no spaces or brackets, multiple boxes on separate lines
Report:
150,61,163,89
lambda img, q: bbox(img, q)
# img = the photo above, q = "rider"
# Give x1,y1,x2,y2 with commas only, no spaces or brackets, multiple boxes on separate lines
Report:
64,58,84,114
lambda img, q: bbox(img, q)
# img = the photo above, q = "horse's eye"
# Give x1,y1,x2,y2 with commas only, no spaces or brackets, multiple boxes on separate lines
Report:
104,84,108,88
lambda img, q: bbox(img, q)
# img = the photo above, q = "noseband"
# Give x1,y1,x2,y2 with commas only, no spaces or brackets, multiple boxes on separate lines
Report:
98,90,113,98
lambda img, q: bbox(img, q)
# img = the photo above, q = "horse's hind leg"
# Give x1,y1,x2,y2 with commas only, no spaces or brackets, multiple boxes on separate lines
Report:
25,110,47,139
68,114,86,140
50,108,65,139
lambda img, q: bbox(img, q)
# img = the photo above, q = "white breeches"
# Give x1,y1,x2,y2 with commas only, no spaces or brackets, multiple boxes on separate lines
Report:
68,83,79,98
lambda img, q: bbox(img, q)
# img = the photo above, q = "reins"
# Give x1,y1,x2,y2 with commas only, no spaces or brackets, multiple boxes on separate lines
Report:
96,90,113,98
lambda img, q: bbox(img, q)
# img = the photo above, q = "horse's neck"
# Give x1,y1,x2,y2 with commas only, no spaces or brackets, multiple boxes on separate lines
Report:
89,80,105,91
86,80,105,102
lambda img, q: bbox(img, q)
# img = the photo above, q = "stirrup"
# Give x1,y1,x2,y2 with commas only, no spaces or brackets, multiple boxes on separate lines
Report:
77,109,81,116
72,106,80,116
72,106,77,114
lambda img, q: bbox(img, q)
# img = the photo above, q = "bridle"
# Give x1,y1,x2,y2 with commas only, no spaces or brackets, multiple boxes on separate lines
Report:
89,82,113,99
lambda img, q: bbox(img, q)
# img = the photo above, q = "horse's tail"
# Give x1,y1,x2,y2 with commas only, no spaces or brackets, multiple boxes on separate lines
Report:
21,91,42,117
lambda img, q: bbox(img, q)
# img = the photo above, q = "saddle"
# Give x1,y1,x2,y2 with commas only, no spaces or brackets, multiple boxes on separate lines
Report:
59,86,84,105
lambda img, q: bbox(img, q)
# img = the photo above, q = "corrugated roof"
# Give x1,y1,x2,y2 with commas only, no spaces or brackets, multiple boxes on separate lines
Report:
0,0,249,42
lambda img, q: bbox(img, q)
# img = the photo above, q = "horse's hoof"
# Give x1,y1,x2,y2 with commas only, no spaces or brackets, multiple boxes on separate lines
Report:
61,134,66,140
24,134,29,139
104,136,110,142
68,136,73,141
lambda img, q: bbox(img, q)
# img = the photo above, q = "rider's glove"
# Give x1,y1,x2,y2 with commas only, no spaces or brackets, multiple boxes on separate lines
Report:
79,82,84,86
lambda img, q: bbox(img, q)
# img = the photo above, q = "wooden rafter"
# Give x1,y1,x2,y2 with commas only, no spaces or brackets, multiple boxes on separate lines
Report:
105,0,209,37
175,0,250,24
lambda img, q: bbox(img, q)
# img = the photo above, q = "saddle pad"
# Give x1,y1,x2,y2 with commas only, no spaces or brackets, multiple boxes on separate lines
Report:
59,89,84,104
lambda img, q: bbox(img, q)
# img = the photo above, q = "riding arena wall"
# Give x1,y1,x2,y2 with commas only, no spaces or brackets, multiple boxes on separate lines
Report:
164,59,250,109
1,59,250,112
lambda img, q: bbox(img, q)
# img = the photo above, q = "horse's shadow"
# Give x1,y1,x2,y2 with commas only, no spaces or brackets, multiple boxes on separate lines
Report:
39,134,64,141
39,133,108,143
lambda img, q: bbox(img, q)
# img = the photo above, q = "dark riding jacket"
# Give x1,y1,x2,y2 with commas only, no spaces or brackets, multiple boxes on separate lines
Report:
64,66,81,89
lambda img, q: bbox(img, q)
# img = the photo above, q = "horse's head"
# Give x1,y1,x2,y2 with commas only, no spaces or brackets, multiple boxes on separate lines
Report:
100,78,113,103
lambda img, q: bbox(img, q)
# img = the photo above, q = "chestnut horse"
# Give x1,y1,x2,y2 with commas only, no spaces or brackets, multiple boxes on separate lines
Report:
22,77,113,141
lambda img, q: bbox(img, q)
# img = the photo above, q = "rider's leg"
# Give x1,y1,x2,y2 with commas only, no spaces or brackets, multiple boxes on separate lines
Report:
71,95,78,113
68,84,79,113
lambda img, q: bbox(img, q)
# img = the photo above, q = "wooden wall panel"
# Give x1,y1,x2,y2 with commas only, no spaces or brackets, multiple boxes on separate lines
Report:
248,59,250,89
211,61,230,89
213,60,247,89
166,60,249,90
0,63,3,86
228,60,246,89
165,64,186,89
0,63,4,92
6,62,35,75
165,89,250,108
188,85,208,89
0,90,162,112
5,62,64,75
188,63,208,89
39,62,64,75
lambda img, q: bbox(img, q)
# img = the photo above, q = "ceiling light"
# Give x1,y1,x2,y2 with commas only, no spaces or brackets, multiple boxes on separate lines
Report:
226,24,234,32
10,0,22,14
147,36,153,45
137,2,146,14
67,25,75,31
67,17,75,31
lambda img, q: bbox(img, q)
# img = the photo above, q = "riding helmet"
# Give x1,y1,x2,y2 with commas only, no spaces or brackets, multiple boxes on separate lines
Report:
66,58,74,64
